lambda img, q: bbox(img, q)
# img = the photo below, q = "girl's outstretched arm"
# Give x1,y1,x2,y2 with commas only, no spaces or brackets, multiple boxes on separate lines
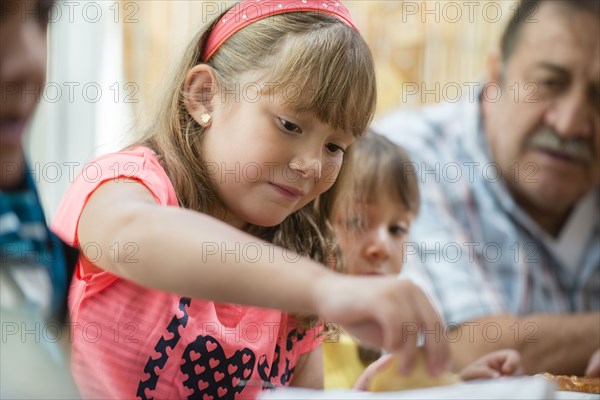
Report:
78,179,449,373
78,179,326,312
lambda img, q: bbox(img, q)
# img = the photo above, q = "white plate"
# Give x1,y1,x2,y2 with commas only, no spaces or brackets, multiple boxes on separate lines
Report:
261,376,554,399
554,391,600,400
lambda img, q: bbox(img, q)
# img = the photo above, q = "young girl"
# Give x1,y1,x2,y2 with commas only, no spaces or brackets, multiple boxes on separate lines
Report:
50,1,449,398
324,132,524,390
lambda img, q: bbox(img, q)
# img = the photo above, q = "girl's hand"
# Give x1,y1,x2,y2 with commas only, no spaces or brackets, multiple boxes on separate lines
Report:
585,349,600,377
459,349,524,380
353,354,394,391
316,276,449,376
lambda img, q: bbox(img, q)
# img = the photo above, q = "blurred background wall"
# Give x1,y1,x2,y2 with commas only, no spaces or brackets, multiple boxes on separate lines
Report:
122,0,515,118
28,0,515,219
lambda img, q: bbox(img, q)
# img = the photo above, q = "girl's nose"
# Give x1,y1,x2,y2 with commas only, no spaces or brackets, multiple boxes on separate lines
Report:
289,153,322,180
363,228,391,262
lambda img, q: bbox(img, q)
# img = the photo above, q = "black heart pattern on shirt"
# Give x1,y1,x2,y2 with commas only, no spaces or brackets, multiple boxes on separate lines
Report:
138,297,191,400
181,335,256,400
137,298,302,400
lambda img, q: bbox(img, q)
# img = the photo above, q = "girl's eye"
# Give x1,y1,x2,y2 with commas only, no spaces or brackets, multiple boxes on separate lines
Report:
389,224,408,237
279,118,301,133
538,77,565,93
326,143,345,154
346,217,364,230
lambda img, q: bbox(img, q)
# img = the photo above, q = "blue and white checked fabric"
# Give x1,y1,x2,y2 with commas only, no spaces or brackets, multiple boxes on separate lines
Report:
373,92,600,325
0,162,80,400
0,164,72,322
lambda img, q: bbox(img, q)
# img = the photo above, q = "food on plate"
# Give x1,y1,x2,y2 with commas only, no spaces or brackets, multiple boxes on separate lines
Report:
541,373,600,394
369,350,461,392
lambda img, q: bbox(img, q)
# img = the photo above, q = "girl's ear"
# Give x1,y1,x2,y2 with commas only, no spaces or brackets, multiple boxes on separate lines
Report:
184,64,218,127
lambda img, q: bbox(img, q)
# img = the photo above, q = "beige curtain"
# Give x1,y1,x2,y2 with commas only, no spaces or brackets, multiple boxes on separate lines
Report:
123,0,514,118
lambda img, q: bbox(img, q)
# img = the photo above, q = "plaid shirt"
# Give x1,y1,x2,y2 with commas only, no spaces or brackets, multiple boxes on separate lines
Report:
0,163,75,323
0,163,80,400
373,95,600,325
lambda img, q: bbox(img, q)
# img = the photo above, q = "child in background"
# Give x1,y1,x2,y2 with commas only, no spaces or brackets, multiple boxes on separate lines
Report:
0,0,79,398
324,132,524,390
50,1,449,398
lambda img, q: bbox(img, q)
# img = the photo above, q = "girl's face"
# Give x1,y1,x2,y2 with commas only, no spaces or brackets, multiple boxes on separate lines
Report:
336,196,414,276
202,79,354,228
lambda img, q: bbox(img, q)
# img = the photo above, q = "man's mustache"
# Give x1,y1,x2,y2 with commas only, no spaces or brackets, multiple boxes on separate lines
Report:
527,128,594,164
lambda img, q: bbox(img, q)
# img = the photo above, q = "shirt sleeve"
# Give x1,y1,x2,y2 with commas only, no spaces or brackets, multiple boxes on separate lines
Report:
296,323,325,356
51,147,178,247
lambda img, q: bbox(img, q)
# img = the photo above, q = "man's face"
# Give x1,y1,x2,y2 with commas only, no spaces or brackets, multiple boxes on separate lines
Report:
483,3,600,222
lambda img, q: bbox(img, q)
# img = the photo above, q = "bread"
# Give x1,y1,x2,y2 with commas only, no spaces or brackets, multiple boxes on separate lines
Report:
542,373,600,394
369,350,461,392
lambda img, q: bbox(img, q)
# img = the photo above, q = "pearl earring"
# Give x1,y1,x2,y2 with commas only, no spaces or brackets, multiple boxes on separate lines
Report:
200,113,212,125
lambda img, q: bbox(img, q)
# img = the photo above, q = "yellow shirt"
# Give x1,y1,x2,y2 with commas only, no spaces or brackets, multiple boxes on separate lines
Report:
323,333,367,389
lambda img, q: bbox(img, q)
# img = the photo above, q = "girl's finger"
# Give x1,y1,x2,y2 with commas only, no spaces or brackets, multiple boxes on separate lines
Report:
388,308,418,374
395,343,418,376
585,350,600,377
369,354,394,375
501,349,524,375
352,354,393,391
459,365,499,381
415,291,449,375
585,362,600,378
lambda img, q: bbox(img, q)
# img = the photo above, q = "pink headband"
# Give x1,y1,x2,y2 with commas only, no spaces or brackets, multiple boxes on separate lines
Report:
202,0,358,61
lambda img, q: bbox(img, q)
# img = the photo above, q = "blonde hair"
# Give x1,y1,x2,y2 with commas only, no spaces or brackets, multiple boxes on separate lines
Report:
333,131,420,274
348,131,420,214
131,8,376,270
337,131,420,364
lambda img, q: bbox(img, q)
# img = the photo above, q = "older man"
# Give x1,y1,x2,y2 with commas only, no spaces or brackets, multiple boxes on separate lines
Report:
375,0,599,375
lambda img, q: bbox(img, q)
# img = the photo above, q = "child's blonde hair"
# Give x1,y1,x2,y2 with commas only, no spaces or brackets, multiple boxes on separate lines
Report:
334,131,420,275
336,131,420,365
133,7,376,267
348,131,420,215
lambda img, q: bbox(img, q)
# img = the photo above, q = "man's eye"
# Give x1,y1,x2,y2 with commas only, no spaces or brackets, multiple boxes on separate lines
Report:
279,119,301,133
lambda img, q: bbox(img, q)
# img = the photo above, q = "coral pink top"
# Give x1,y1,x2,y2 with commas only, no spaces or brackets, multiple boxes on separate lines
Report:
51,147,322,400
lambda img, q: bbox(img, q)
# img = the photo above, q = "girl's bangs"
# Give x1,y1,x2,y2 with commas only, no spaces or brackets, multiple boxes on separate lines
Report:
261,16,376,137
352,138,420,214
